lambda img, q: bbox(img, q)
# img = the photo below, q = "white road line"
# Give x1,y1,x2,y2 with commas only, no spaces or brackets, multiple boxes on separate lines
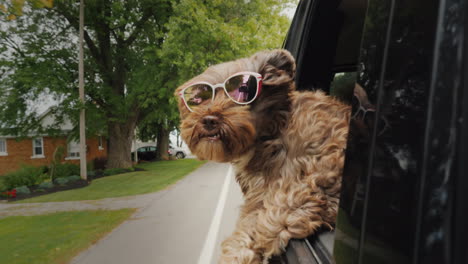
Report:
197,165,233,264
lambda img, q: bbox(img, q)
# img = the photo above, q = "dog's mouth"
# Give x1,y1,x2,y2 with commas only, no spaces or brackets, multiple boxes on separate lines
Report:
199,132,221,142
183,113,256,162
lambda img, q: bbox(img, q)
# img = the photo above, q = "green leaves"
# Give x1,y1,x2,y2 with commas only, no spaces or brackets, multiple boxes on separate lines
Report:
0,0,54,20
135,0,295,140
158,0,293,85
0,0,295,144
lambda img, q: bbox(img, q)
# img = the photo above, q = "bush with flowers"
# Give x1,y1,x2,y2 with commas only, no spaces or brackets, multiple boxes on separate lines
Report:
1,189,17,198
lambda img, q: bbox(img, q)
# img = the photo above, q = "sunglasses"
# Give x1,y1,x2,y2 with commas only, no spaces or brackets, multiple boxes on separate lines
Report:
179,72,262,112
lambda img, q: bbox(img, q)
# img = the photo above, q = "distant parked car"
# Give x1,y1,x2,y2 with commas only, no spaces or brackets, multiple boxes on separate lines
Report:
132,146,157,161
168,145,187,159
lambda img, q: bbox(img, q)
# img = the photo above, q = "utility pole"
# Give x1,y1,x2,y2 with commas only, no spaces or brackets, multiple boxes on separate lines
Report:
79,0,87,180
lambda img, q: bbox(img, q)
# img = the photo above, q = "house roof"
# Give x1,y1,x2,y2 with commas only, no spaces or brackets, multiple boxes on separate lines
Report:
0,108,74,138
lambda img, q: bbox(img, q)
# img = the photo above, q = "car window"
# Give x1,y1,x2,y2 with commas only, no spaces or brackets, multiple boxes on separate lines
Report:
330,72,357,104
286,0,366,95
338,0,442,263
284,0,367,262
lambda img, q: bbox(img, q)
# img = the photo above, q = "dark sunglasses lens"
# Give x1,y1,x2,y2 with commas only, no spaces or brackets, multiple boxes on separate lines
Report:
225,74,258,103
183,84,212,111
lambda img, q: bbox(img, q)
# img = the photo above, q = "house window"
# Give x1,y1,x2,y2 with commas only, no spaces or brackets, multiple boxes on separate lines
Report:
0,138,7,156
67,140,80,159
32,137,44,158
98,136,104,150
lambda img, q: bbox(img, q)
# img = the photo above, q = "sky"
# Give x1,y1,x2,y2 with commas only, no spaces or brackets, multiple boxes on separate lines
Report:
282,2,298,19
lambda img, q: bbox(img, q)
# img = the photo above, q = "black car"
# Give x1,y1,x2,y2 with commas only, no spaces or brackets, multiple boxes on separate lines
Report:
132,146,157,161
278,0,468,263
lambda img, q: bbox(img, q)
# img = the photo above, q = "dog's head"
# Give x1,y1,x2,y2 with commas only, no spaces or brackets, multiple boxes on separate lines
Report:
175,49,295,162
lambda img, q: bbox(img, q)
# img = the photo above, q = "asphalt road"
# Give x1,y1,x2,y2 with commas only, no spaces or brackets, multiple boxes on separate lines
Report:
70,161,243,264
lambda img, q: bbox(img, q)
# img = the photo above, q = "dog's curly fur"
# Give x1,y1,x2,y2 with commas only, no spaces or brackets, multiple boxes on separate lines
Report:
175,49,350,263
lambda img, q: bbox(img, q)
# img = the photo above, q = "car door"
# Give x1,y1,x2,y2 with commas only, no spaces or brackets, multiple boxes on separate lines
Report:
283,0,468,263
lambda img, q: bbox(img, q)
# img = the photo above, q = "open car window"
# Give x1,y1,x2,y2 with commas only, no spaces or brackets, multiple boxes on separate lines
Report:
283,0,367,262
285,0,366,95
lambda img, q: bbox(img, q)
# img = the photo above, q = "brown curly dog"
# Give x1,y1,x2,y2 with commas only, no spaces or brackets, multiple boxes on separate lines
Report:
175,49,350,264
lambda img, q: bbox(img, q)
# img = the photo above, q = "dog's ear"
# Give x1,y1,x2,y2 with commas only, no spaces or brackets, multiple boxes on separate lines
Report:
244,50,295,175
252,49,295,87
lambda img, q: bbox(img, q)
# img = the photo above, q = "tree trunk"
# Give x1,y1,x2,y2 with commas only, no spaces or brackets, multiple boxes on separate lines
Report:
156,125,169,160
107,120,135,168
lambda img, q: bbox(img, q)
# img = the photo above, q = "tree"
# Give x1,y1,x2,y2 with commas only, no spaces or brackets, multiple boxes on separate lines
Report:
137,0,294,157
1,0,173,168
0,0,295,168
0,0,53,20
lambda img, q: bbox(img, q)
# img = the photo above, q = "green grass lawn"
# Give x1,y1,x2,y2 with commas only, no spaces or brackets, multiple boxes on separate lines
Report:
0,209,135,264
16,159,206,203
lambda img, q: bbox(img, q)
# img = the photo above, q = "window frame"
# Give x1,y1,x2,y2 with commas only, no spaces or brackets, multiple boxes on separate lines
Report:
282,0,368,263
66,140,80,160
0,138,7,156
31,137,45,159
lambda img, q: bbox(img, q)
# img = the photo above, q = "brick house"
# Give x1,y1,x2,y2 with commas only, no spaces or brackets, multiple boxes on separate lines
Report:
0,110,107,175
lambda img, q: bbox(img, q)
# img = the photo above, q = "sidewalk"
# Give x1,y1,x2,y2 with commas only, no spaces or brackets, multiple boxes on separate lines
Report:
0,190,168,219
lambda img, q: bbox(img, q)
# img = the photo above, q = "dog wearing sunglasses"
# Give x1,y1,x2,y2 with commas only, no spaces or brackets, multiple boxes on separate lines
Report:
175,49,350,264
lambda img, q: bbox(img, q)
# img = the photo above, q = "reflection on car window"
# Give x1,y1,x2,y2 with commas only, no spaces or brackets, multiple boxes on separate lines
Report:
330,72,357,104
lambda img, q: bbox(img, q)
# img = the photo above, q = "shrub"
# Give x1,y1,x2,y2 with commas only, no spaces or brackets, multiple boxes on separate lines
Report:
15,185,31,194
54,177,70,185
0,181,7,192
87,162,94,172
93,158,107,170
39,173,50,181
87,171,96,179
38,182,54,189
103,168,128,176
2,166,45,190
67,175,81,182
52,163,80,179
1,189,16,198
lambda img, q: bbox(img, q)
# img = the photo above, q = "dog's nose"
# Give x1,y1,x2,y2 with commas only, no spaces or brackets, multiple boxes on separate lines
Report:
202,115,219,131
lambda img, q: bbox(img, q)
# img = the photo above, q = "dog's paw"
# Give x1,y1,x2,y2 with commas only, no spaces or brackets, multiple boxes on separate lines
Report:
220,234,262,264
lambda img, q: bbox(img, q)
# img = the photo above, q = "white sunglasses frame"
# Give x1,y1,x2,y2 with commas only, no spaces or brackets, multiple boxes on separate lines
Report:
179,71,262,112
